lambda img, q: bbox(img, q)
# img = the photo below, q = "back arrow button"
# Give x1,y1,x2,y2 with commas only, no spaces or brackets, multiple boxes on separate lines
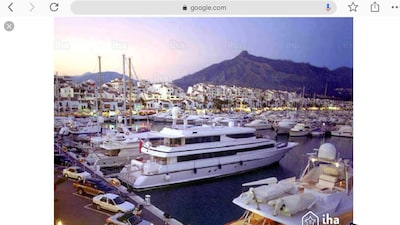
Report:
8,2,13,12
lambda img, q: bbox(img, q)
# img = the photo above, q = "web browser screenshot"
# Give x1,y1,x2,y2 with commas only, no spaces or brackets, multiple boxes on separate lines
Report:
1,1,398,225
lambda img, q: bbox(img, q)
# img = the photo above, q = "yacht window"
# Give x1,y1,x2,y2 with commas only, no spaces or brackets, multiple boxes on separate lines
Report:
171,138,181,147
185,135,220,144
164,138,170,146
177,143,275,162
226,133,255,139
154,156,167,165
164,138,182,147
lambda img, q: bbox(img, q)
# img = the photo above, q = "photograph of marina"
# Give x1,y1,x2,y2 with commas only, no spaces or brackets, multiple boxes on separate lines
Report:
54,17,353,225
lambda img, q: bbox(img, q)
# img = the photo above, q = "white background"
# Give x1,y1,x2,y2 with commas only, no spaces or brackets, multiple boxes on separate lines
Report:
0,17,399,224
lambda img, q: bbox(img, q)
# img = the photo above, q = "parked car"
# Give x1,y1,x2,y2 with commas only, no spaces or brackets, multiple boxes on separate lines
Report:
93,193,135,213
106,211,153,225
106,178,121,187
73,178,114,196
54,154,72,167
62,166,91,180
68,147,84,155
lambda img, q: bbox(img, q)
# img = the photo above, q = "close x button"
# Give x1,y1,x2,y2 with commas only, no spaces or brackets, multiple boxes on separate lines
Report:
4,21,14,32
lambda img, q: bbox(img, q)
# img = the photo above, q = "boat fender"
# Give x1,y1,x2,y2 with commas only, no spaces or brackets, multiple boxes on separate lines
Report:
218,164,222,169
165,174,171,181
193,168,197,174
239,161,243,166
272,198,284,216
242,188,255,204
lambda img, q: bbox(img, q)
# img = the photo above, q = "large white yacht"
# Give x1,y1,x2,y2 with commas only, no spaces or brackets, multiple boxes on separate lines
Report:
118,124,298,190
227,143,353,225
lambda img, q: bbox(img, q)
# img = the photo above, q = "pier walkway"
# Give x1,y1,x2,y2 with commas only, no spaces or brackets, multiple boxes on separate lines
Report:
56,144,183,225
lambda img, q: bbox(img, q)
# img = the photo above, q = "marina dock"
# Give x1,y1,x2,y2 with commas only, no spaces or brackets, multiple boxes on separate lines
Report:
54,106,353,224
56,143,183,225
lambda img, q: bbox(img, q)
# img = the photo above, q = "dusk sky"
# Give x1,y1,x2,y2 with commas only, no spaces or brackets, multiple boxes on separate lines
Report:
54,17,353,82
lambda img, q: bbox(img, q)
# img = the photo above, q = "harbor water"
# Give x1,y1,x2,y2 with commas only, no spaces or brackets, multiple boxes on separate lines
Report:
127,125,354,225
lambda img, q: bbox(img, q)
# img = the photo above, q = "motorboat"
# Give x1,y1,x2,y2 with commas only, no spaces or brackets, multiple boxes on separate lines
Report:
59,119,102,136
289,123,312,137
118,124,298,190
331,125,353,138
310,127,326,137
273,118,298,134
227,143,353,225
244,119,272,130
86,124,156,168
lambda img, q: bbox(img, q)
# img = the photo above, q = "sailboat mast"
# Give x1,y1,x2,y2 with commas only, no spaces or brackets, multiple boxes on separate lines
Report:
123,54,127,125
128,57,133,126
55,72,60,115
98,56,103,116
301,86,305,110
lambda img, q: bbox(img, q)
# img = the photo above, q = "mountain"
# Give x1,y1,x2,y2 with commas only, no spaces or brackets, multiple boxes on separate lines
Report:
70,71,127,84
173,51,353,100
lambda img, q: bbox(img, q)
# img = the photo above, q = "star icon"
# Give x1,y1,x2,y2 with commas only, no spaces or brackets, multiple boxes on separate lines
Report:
348,2,358,12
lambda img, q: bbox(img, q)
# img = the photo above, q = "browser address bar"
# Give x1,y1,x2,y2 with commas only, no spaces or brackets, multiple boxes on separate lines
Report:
71,1,337,15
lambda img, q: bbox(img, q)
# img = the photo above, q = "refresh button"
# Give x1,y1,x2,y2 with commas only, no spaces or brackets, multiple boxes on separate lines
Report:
50,2,59,12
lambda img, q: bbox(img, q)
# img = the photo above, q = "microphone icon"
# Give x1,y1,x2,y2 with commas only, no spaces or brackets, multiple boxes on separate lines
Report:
326,3,331,11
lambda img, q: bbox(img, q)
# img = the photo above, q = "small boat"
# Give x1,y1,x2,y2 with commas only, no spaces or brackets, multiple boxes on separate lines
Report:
59,119,102,136
289,123,311,137
310,127,325,137
273,118,297,134
86,125,156,168
244,119,272,130
331,125,353,138
227,143,353,225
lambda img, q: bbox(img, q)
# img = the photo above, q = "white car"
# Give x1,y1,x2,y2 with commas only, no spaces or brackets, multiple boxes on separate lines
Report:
93,193,135,213
62,166,91,180
106,212,153,225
